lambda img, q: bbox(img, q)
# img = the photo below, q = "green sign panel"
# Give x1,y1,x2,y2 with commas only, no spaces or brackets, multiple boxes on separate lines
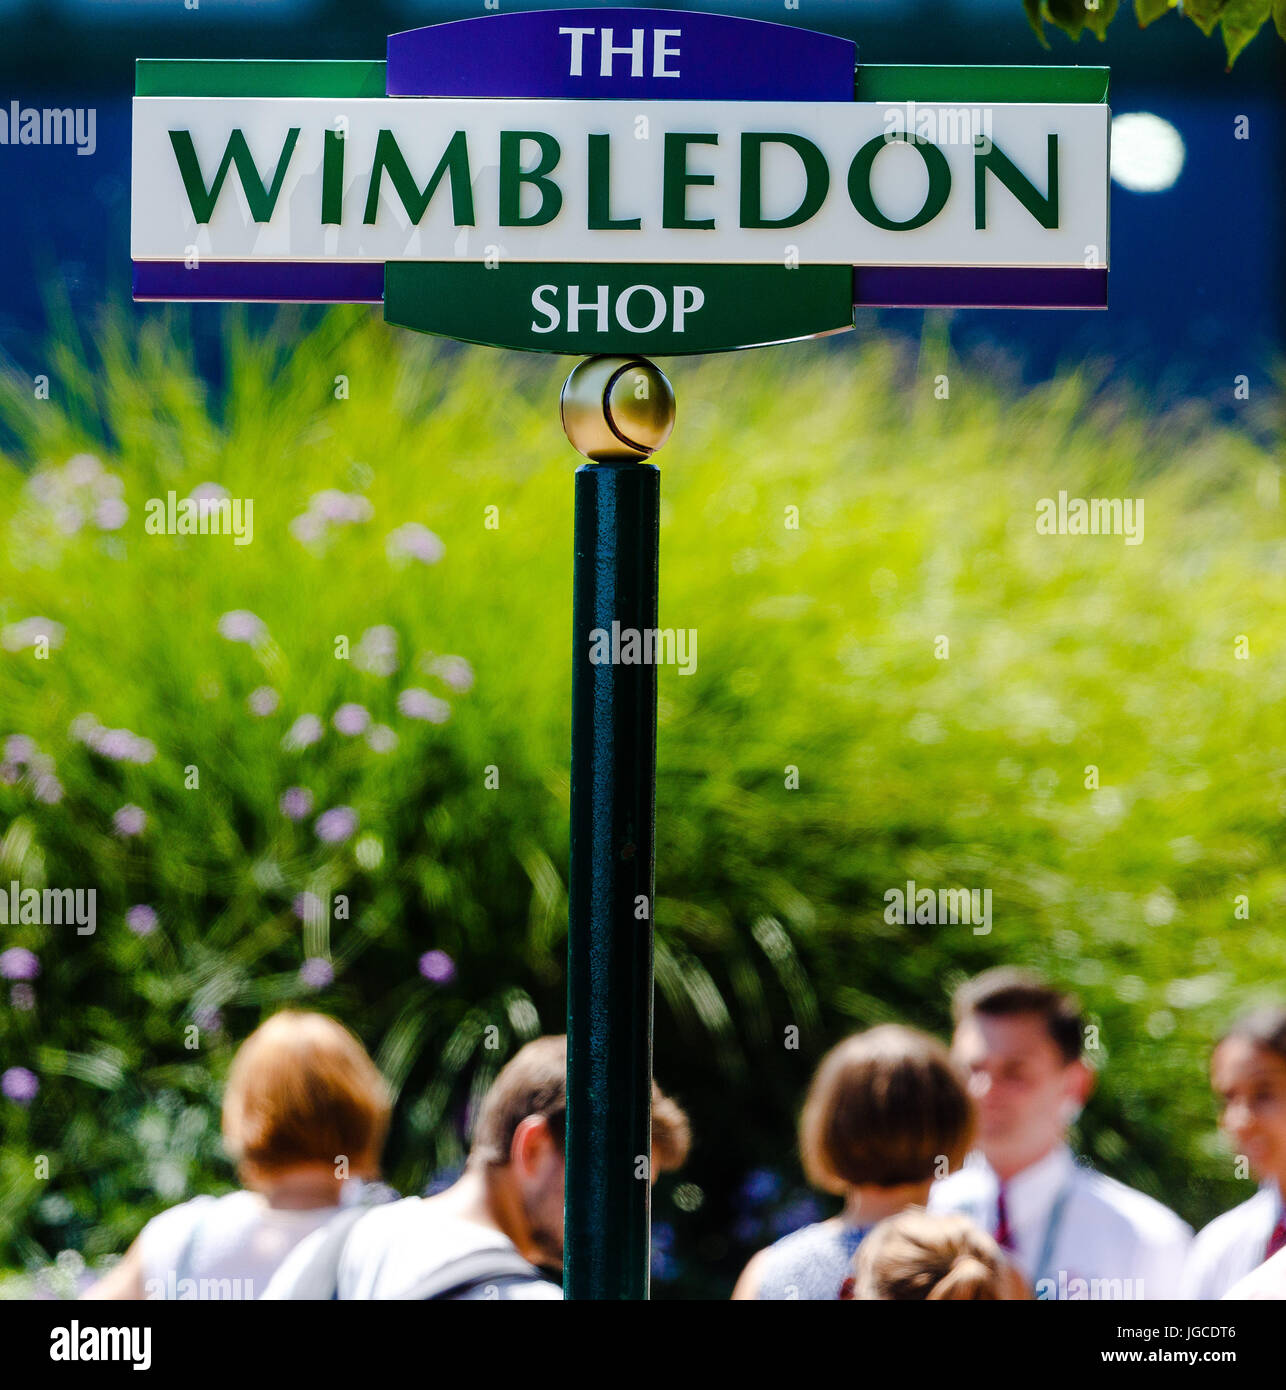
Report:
384,263,854,356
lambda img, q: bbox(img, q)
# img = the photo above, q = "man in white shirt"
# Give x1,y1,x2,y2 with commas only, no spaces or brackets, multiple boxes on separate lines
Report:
929,968,1192,1300
266,1034,691,1299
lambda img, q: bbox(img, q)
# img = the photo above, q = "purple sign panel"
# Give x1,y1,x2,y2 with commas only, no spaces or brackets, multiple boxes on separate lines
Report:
386,9,857,102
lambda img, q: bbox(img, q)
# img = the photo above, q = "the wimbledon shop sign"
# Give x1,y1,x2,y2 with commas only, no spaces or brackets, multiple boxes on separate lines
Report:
131,9,1111,354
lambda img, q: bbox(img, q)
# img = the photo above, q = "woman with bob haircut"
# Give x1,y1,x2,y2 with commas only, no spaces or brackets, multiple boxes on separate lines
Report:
848,1208,1029,1301
732,1024,974,1299
86,1010,392,1300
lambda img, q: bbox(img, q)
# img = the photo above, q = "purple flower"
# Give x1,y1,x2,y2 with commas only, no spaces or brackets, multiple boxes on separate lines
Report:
95,497,129,530
191,482,229,512
312,490,372,524
69,714,99,743
33,775,64,805
386,524,444,566
738,1167,783,1210
279,786,314,821
397,688,450,724
113,804,146,837
354,626,399,677
2,617,65,653
193,1006,223,1033
125,904,158,936
282,714,323,751
292,892,325,923
428,656,474,693
10,983,35,1011
2,1066,38,1104
366,724,398,754
289,512,326,545
4,735,36,765
333,703,370,736
314,806,357,844
299,958,334,989
418,950,456,984
248,686,279,717
0,762,20,786
0,948,40,981
65,453,103,487
54,504,85,535
216,610,267,645
92,728,134,760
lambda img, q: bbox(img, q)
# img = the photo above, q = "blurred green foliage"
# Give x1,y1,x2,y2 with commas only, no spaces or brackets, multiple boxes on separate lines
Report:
1024,0,1286,67
0,309,1282,1298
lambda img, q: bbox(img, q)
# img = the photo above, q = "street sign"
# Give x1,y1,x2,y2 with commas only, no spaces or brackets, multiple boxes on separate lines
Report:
131,9,1111,353
127,14,1115,1300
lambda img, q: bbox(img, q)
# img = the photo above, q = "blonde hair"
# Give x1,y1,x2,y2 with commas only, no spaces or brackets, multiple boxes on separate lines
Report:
221,1011,391,1184
852,1208,1029,1301
799,1026,973,1193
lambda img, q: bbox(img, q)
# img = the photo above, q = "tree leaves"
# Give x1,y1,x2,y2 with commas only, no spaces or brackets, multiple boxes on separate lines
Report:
1135,0,1179,26
1024,0,1279,62
1220,0,1273,65
1182,0,1230,36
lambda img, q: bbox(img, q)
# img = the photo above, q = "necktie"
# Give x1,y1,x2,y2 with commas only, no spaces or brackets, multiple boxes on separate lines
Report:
1265,1213,1286,1262
994,1184,1015,1251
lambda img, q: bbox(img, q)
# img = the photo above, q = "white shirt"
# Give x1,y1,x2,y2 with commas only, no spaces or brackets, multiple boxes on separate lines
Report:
929,1144,1192,1300
1223,1242,1286,1300
263,1194,563,1300
138,1190,342,1300
1183,1185,1282,1300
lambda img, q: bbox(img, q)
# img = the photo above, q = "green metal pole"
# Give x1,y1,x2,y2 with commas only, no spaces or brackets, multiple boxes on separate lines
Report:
565,457,659,1300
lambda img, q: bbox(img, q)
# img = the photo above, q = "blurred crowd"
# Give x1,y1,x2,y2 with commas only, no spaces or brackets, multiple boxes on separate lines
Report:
79,968,1286,1301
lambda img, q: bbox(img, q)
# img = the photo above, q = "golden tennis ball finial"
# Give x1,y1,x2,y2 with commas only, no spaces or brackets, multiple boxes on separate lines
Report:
560,356,676,463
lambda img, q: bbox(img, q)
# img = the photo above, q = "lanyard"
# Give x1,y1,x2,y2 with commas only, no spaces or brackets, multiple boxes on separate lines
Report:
1033,1182,1075,1291
978,1176,1075,1296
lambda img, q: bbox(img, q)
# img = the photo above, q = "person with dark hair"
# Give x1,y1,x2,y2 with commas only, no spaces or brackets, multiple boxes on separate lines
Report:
1183,1007,1286,1299
263,1034,690,1299
929,967,1191,1300
731,1025,975,1300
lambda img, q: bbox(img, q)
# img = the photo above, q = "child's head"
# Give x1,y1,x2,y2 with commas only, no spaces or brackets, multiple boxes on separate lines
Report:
851,1208,1028,1300
221,1011,391,1188
799,1024,974,1195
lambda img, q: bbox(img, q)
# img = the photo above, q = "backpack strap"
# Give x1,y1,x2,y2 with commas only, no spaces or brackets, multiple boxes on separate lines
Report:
401,1247,552,1301
279,1206,373,1301
171,1207,206,1292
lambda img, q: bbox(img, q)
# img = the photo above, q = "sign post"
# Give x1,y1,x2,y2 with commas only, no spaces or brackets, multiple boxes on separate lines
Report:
563,355,674,1299
131,7,1111,1300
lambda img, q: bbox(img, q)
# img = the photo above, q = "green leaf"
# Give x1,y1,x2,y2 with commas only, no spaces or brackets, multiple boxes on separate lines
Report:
1135,0,1178,26
1182,0,1230,37
1024,0,1052,44
1220,0,1272,62
1047,0,1090,38
1084,0,1121,40
1275,0,1286,38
